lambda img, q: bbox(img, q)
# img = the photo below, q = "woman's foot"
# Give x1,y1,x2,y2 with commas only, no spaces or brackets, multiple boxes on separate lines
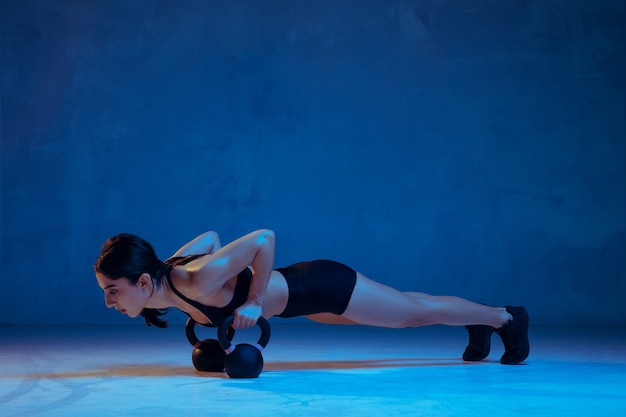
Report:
495,306,530,365
462,325,494,361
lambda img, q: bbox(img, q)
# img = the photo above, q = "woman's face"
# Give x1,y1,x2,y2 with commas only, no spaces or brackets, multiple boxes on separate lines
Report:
96,272,150,318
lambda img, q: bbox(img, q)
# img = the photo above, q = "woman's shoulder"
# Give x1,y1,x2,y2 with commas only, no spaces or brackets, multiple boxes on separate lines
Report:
164,256,204,291
165,254,204,267
166,254,229,294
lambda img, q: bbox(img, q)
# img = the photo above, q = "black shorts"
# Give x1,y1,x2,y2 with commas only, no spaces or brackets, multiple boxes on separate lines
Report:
276,260,357,318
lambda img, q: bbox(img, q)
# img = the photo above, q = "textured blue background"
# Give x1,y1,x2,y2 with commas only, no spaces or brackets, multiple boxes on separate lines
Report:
2,0,624,325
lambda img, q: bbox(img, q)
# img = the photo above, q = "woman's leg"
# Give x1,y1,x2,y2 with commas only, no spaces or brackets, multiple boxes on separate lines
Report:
339,272,511,328
306,271,529,365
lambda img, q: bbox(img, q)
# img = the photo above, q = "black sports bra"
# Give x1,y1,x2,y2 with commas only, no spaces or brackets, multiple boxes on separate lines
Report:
164,255,252,327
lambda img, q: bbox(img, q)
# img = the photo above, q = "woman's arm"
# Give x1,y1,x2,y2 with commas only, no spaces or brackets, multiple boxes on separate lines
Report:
171,231,222,257
186,229,275,329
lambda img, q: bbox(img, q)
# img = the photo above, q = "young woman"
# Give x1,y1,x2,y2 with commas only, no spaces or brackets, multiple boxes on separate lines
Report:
94,229,530,365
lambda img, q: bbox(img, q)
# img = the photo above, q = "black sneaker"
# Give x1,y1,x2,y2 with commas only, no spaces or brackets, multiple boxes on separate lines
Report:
494,306,530,365
462,325,494,361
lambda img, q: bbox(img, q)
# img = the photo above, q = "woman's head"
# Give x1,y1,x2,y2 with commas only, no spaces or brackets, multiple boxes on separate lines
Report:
94,233,169,327
95,233,161,282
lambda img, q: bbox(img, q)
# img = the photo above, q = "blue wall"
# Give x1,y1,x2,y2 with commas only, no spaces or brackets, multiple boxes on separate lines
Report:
2,0,624,326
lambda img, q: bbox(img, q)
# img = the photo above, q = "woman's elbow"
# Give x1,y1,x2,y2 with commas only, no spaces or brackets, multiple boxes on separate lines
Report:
256,229,275,246
208,231,220,243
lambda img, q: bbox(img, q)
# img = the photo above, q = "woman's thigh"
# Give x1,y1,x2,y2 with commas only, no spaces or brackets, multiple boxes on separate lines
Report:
340,272,433,328
304,312,358,324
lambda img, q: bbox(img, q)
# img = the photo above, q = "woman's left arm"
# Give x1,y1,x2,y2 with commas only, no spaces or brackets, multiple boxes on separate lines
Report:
187,229,275,329
234,229,275,329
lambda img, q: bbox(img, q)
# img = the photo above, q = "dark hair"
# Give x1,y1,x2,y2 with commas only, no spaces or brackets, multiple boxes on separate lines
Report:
94,233,170,328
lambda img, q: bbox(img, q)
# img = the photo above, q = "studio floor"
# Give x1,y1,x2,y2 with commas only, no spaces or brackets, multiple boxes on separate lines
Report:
1,322,625,417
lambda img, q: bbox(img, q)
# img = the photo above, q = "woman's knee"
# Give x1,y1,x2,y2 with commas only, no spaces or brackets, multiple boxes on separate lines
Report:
398,299,445,327
390,317,430,328
343,274,440,328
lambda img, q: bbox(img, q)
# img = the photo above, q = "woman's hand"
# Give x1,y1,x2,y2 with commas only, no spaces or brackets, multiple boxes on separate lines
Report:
233,301,263,329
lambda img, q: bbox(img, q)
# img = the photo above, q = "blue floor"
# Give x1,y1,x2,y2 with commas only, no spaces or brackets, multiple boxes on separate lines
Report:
1,324,625,416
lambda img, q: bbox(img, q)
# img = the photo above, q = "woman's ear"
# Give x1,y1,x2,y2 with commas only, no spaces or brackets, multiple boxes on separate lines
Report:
138,273,152,291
